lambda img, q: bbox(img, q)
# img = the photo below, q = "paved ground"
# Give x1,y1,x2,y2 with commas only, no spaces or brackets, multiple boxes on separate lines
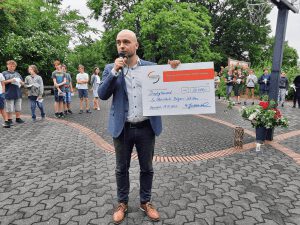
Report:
0,93,300,225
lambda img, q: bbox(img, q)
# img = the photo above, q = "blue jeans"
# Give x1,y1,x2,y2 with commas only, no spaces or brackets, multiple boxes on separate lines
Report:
113,120,155,204
29,96,45,119
226,85,233,98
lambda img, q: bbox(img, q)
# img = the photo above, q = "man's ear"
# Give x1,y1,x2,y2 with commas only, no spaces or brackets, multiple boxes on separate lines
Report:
136,42,139,50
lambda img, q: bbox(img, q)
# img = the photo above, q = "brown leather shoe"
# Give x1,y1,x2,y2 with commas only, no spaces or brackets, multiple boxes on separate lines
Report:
140,202,160,221
112,203,128,224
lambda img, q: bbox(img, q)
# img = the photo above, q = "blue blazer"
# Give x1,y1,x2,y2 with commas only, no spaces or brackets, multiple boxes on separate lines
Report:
98,59,162,138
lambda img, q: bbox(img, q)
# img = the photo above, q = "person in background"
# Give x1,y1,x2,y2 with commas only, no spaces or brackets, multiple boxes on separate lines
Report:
90,67,101,110
258,68,270,98
52,64,66,118
293,74,300,109
76,65,91,114
233,69,244,104
214,71,221,100
225,69,234,101
62,64,73,115
244,69,257,105
0,72,10,128
278,72,289,107
2,60,25,125
24,65,45,121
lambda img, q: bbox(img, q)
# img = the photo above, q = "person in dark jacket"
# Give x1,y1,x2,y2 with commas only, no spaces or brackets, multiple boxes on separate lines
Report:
278,72,289,107
293,74,300,108
258,68,270,98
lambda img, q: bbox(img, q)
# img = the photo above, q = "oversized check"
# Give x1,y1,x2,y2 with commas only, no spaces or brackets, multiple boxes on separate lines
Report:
140,62,216,116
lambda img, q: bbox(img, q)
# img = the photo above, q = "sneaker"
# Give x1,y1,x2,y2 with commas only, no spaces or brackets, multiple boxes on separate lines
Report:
67,110,73,114
55,113,60,118
32,118,37,122
41,116,46,120
292,105,296,108
281,103,284,107
237,102,241,104
2,121,10,128
86,109,92,113
97,107,100,111
64,110,68,115
244,102,247,106
252,102,255,105
8,120,13,126
59,112,64,118
15,118,25,124
140,202,160,222
79,110,83,114
112,203,128,224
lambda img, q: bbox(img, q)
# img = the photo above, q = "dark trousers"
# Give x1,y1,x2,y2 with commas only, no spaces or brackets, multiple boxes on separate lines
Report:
259,90,269,98
113,120,155,204
294,88,300,107
29,96,45,119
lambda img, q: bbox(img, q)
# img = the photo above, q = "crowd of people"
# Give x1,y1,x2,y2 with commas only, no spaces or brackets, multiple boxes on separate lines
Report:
0,60,102,128
214,64,300,108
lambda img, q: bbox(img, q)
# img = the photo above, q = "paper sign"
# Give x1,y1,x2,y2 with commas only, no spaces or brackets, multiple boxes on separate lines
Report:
140,62,216,116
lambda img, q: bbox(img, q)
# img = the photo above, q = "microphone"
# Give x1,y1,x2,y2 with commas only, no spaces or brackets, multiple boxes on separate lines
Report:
118,52,127,74
118,52,127,59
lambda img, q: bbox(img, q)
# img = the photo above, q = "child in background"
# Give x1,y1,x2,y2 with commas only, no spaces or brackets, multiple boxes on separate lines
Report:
76,65,91,114
24,65,45,121
2,60,25,125
278,72,289,107
214,71,221,100
90,67,101,110
52,64,66,118
244,69,257,105
62,64,73,115
258,68,270,98
225,70,234,100
233,69,244,104
0,72,10,128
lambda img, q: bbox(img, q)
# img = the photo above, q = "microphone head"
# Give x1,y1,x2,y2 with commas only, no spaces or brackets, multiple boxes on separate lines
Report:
118,52,127,58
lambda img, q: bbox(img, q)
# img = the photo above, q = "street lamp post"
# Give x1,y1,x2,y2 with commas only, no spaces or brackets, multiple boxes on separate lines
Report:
269,0,299,102
266,0,298,141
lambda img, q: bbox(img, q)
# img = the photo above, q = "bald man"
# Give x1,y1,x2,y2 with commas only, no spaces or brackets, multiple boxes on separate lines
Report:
98,29,179,224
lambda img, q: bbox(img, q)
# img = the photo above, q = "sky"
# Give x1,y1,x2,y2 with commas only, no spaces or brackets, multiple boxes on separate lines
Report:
61,0,300,58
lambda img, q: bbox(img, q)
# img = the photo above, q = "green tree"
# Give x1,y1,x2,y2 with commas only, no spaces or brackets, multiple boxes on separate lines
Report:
0,0,93,84
66,40,106,78
100,0,219,64
87,0,271,67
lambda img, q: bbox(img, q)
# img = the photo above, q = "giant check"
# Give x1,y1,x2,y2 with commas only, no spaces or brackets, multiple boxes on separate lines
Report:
139,62,216,116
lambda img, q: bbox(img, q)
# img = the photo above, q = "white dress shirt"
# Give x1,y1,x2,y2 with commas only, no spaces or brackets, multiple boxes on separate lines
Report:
111,58,148,123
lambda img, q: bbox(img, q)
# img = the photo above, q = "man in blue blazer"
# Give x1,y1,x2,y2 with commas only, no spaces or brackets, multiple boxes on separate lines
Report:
98,29,179,224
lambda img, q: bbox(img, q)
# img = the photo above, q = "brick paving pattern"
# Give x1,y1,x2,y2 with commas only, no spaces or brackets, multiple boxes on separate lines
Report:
0,93,300,224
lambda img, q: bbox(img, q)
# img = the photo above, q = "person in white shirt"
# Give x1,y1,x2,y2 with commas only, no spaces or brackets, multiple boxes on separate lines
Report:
76,65,91,114
244,69,258,105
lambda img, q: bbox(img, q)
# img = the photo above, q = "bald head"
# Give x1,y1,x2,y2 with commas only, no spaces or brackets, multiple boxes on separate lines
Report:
116,29,138,43
116,29,139,59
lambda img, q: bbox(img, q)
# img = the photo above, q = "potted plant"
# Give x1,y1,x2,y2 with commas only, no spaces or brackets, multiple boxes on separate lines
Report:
241,95,288,151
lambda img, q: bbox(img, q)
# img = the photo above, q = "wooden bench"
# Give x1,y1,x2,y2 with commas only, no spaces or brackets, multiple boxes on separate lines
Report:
44,85,54,95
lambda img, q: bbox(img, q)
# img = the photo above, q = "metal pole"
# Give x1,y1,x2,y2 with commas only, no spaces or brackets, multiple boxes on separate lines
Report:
269,8,289,101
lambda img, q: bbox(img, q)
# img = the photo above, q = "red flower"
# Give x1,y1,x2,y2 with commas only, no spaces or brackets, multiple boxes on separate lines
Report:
259,101,269,110
272,108,282,119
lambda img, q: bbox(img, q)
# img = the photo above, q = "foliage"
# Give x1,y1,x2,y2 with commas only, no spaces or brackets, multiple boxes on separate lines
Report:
100,0,220,64
241,95,288,128
257,37,299,69
0,0,93,85
65,40,107,80
87,0,272,67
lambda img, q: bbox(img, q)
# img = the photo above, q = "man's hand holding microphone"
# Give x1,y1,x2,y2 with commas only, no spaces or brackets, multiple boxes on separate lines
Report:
114,52,127,73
